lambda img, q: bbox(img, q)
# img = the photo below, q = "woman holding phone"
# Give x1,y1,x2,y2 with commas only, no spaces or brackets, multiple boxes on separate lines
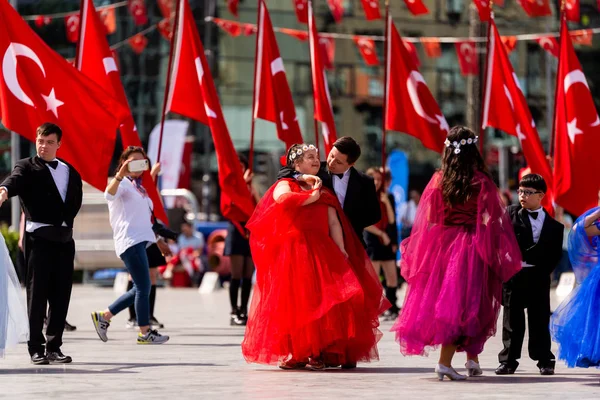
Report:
91,146,170,344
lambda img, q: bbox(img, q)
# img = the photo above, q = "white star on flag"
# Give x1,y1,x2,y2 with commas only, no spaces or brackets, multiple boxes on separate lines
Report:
515,123,526,142
41,88,64,118
567,118,583,143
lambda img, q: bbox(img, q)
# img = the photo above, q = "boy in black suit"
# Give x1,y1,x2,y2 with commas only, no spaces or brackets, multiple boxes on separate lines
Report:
496,174,563,376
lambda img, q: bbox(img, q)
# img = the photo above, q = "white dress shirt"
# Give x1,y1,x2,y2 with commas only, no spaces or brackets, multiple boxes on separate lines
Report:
26,158,69,233
521,207,545,268
332,169,351,207
105,178,156,257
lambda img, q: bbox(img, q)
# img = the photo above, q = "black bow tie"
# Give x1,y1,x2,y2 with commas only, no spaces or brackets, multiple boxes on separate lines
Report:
39,158,58,169
527,211,539,220
332,173,344,179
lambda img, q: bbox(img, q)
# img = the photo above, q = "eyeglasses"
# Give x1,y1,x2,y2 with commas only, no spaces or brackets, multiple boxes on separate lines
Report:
517,189,543,197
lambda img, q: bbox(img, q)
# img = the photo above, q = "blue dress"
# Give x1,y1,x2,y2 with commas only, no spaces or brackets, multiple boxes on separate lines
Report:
550,207,600,368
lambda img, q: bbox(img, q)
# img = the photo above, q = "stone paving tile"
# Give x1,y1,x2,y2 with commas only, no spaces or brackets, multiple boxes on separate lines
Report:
0,286,599,400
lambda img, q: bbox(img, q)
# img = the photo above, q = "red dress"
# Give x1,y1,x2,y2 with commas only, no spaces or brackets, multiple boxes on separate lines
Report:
241,179,389,365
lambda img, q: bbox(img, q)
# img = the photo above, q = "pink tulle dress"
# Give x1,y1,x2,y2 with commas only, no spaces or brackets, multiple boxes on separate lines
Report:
391,171,522,356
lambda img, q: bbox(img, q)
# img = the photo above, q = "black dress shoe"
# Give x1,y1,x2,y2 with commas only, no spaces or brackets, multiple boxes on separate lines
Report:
341,362,357,369
30,353,49,365
495,363,517,375
64,321,77,332
46,350,73,364
539,367,555,375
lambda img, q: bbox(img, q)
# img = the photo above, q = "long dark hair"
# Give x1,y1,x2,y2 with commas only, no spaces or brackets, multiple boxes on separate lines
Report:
115,145,148,175
441,126,490,206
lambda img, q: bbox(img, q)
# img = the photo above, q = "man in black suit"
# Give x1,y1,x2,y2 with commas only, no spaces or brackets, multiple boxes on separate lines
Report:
0,123,83,365
277,136,381,244
496,174,563,376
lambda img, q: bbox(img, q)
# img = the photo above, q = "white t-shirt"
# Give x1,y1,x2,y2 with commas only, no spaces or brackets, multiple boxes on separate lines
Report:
105,178,156,257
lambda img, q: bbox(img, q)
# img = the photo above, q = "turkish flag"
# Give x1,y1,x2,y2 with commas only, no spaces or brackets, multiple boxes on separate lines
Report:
537,36,559,58
77,0,168,222
98,8,116,35
294,0,308,24
227,0,239,17
319,37,335,70
518,0,552,17
280,28,309,41
482,19,554,214
571,29,593,46
455,41,479,76
565,0,580,22
254,0,303,151
353,36,380,66
157,0,175,18
553,18,600,216
128,34,148,54
360,0,381,20
473,0,490,21
158,18,174,41
308,1,338,154
327,0,344,23
64,15,80,43
0,0,127,191
385,15,447,153
502,36,517,54
166,0,254,224
404,40,420,68
421,38,441,58
402,0,429,15
34,16,52,28
127,0,148,26
213,18,242,37
241,23,256,36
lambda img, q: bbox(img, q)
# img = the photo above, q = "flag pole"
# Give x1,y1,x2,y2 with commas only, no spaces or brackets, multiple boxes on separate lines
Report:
381,1,390,171
478,1,494,155
248,1,263,173
550,2,566,159
308,0,320,151
157,0,181,165
9,0,20,231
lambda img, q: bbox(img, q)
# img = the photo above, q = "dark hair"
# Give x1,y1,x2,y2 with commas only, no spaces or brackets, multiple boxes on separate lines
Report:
116,145,147,175
441,126,490,206
285,143,317,168
36,123,62,142
238,153,249,170
519,174,547,193
333,136,361,165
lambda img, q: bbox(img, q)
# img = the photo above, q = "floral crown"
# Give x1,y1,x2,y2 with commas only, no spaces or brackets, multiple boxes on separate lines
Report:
444,136,478,154
289,144,318,161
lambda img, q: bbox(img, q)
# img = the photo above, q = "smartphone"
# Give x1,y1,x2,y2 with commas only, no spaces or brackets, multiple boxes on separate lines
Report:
128,159,149,173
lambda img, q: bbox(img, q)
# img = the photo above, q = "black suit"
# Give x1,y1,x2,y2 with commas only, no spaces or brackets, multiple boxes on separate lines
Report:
498,205,563,369
277,162,381,243
2,157,83,355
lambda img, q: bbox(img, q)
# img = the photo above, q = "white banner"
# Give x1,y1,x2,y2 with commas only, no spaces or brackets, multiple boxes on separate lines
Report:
147,120,189,208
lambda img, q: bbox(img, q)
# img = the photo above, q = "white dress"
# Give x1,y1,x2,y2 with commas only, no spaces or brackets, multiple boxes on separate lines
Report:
0,234,28,358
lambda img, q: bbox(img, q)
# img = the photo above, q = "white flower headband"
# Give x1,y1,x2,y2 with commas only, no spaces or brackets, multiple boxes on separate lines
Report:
444,136,478,154
289,144,318,160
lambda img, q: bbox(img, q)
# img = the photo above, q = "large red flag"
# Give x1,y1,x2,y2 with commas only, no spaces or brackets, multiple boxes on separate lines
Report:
166,0,254,224
473,0,491,21
481,19,554,213
353,36,380,66
360,0,381,20
294,0,308,24
518,0,552,17
385,14,447,153
0,0,125,190
403,0,429,16
76,0,168,222
308,0,338,154
565,0,580,22
553,17,600,216
455,41,479,76
537,36,559,58
254,0,303,150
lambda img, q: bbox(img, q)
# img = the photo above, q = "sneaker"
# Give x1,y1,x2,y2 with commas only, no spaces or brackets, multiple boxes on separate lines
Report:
149,317,165,329
91,311,110,342
137,329,169,345
125,319,138,329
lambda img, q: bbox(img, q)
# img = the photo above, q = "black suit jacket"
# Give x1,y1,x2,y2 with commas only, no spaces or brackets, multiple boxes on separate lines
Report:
507,205,563,274
277,162,381,239
1,157,83,228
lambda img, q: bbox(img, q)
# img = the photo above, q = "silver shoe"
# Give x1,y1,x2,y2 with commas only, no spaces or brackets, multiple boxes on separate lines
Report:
91,311,110,342
435,364,467,381
465,360,483,376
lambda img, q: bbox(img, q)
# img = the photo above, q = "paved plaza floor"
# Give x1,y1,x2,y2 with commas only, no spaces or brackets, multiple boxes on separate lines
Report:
1,285,599,400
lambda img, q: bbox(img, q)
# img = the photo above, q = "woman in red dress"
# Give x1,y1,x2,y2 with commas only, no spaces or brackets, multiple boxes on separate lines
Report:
241,144,389,370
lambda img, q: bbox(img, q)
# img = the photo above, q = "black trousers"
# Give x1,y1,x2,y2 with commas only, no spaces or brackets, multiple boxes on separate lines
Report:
498,269,555,368
24,233,75,355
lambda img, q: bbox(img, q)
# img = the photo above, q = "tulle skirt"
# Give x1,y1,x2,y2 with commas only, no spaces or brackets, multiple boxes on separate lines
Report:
241,229,382,366
551,265,600,368
392,225,503,356
0,235,29,358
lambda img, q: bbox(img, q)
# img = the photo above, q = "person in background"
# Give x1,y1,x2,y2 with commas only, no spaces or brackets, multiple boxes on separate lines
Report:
553,206,573,285
400,190,420,241
224,153,260,326
364,167,400,321
501,190,513,208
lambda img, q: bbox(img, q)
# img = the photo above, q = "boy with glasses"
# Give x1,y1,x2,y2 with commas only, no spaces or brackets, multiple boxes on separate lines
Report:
496,174,564,376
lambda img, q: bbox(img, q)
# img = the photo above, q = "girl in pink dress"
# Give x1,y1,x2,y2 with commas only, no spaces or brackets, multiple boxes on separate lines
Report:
391,126,522,380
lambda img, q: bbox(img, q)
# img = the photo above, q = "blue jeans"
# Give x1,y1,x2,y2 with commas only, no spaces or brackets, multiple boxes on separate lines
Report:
108,242,151,326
